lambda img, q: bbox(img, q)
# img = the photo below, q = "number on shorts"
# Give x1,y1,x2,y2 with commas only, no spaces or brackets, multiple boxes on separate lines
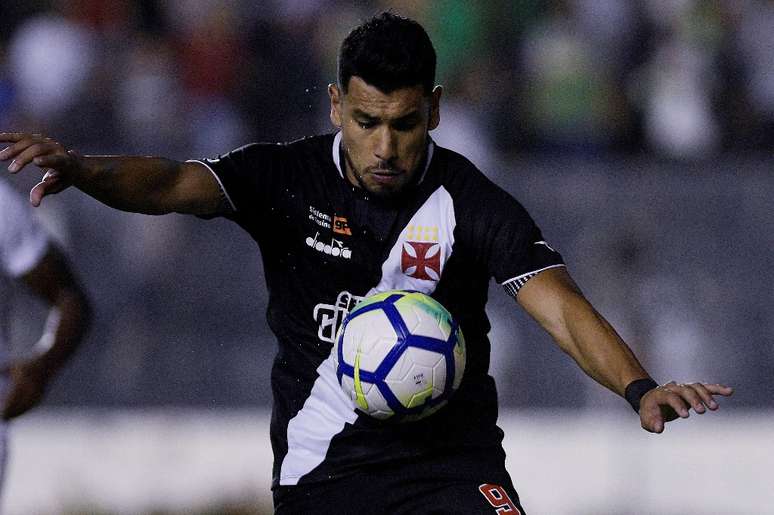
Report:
478,483,521,514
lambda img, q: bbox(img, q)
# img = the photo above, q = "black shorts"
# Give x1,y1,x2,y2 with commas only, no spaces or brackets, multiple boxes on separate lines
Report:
273,448,527,515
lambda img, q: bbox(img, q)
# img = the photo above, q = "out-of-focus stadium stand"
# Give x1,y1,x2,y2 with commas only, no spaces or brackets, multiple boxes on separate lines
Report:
1,1,772,514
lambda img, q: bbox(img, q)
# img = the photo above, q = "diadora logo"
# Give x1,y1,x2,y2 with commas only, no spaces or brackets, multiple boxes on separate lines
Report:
333,215,352,236
306,231,352,259
401,241,441,281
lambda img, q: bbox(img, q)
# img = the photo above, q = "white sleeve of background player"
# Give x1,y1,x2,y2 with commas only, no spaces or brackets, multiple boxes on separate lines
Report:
0,181,49,278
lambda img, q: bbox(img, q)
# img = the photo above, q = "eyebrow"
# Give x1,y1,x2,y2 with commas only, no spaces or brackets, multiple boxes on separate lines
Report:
352,109,378,121
352,109,421,123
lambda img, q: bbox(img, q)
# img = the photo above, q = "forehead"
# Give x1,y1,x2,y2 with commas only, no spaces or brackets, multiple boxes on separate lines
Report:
343,76,427,118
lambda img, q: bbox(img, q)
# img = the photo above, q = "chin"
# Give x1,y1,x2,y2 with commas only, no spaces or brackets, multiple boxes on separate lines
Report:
364,184,405,200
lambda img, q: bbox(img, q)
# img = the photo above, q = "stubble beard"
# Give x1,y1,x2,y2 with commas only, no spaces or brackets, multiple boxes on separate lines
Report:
342,145,405,200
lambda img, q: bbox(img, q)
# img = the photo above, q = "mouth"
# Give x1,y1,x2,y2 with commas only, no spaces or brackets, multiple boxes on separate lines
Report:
368,167,404,184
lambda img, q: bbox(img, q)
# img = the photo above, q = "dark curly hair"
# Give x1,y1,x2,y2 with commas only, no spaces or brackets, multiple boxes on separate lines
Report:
338,12,436,96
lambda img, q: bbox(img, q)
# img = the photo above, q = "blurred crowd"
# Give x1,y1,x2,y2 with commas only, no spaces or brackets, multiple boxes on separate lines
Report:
0,1,771,410
1,0,773,161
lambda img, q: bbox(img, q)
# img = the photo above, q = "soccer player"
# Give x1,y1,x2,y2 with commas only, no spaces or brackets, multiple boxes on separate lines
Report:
0,178,91,492
1,12,732,514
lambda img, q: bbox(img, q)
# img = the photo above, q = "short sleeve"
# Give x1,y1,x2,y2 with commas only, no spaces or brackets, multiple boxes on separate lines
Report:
495,220,566,298
0,181,49,277
188,142,291,220
461,175,565,298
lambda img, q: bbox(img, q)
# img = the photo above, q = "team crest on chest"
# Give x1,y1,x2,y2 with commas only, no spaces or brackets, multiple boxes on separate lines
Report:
401,225,442,281
366,187,455,295
401,241,441,281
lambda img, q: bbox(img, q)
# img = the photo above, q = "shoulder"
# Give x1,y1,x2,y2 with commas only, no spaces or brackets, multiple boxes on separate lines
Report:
426,145,540,243
430,144,517,207
192,133,338,218
213,133,335,167
286,132,337,153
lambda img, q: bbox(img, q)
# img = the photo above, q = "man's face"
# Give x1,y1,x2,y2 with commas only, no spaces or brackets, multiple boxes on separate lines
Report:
329,76,441,198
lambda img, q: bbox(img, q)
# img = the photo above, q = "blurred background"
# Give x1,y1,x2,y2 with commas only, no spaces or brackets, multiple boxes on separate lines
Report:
0,0,772,514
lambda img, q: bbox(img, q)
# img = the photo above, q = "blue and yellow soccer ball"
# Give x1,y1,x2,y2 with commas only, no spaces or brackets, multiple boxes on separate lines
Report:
333,290,466,420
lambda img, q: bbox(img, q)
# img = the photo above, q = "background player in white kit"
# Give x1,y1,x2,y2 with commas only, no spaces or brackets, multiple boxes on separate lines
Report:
0,178,91,491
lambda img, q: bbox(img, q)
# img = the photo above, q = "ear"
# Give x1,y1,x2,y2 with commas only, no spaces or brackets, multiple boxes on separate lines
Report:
329,83,343,128
428,85,443,130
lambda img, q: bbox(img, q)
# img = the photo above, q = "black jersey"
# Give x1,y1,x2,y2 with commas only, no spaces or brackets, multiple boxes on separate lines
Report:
194,132,564,488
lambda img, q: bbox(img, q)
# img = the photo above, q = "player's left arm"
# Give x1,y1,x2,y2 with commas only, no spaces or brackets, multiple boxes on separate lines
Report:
2,246,92,420
516,266,733,433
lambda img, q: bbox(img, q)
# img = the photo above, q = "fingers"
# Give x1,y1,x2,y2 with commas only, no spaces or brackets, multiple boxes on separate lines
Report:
3,139,63,174
0,134,42,161
662,386,691,418
33,154,70,168
0,133,68,170
690,383,719,411
666,382,706,414
640,400,666,433
666,382,733,413
1,132,75,205
639,380,735,434
0,132,34,144
702,383,734,397
30,170,70,207
639,386,684,433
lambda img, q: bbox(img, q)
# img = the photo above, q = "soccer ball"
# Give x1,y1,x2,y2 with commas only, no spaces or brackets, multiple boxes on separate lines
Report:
333,290,465,420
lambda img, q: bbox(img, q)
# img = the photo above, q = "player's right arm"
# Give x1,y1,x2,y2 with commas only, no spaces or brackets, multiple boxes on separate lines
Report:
0,132,224,215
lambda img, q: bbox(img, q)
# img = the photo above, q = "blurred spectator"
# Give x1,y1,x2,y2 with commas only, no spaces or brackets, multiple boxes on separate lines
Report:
430,62,500,174
0,44,16,129
116,35,186,154
238,9,328,142
633,0,726,159
422,2,500,171
175,5,247,155
734,0,774,149
7,10,97,125
517,1,628,153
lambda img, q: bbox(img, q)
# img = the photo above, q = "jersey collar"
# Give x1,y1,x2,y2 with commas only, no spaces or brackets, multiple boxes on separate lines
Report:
331,131,435,186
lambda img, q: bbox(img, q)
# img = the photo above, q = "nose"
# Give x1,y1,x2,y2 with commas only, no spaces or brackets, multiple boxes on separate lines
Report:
374,127,397,162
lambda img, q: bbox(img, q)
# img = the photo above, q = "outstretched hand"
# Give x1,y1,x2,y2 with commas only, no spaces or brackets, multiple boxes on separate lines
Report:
0,132,80,206
639,381,734,433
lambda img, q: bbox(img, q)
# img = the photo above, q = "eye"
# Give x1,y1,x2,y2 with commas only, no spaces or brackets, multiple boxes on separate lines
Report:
358,120,376,130
393,120,419,132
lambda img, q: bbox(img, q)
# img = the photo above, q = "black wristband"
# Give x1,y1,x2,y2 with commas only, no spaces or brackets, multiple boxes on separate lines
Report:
624,378,659,413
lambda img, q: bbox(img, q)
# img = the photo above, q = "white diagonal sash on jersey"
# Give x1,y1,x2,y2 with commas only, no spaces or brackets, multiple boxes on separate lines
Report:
279,186,456,485
365,186,455,295
279,356,358,484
